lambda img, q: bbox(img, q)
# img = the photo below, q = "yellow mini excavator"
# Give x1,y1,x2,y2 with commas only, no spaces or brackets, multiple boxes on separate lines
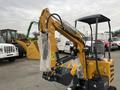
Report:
38,8,116,90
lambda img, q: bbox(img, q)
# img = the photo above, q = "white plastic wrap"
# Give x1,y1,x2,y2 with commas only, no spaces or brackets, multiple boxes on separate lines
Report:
38,33,51,72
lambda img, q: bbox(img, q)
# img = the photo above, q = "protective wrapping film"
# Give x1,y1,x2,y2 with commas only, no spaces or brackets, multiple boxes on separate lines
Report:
71,58,83,78
38,33,51,72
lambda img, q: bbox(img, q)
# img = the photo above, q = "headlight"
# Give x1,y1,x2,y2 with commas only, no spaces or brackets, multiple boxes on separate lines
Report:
16,47,18,52
0,48,3,54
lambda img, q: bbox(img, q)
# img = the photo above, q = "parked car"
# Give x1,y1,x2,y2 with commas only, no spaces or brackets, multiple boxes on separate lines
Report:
111,37,120,48
104,40,118,50
83,36,118,51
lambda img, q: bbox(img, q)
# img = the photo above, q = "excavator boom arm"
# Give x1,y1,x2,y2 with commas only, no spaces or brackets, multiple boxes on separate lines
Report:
39,8,87,79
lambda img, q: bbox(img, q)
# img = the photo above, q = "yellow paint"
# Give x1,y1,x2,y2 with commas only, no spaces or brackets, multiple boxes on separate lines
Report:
16,40,40,60
50,52,56,67
27,41,40,60
70,64,77,76
87,59,114,84
16,40,28,51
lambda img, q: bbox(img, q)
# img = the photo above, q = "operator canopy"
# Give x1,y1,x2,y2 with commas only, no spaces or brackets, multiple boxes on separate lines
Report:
75,14,110,24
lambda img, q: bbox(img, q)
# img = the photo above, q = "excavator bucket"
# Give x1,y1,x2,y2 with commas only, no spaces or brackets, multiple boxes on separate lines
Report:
16,40,40,60
27,40,40,60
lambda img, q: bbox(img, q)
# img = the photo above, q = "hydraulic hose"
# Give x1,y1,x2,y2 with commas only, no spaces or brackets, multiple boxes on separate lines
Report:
46,13,64,31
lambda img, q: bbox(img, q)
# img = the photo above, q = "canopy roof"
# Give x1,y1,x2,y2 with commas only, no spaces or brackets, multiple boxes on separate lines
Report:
75,14,110,24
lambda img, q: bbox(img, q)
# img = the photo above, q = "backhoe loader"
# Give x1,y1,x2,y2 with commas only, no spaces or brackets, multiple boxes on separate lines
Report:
23,21,40,60
16,21,40,60
0,21,40,60
38,8,116,90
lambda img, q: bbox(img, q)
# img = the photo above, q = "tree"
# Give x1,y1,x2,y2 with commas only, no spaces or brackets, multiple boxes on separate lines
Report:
113,29,120,37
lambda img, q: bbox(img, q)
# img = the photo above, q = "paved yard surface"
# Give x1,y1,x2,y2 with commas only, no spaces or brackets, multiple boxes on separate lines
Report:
0,50,119,90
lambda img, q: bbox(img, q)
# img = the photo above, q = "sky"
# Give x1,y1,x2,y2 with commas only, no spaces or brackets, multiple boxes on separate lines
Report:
0,0,120,35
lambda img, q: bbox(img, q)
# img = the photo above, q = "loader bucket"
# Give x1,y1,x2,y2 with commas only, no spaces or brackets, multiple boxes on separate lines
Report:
27,41,40,60
16,40,40,60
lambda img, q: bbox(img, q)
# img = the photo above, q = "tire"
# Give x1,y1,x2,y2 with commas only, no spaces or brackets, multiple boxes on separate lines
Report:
105,45,109,51
105,46,113,51
118,46,120,50
105,47,108,51
108,86,117,90
8,57,15,62
14,44,26,58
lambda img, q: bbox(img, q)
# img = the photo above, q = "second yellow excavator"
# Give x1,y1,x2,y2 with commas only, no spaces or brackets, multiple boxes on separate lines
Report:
0,21,40,60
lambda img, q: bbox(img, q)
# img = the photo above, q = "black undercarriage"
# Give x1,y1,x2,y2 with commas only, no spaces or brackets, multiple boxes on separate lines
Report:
42,68,116,90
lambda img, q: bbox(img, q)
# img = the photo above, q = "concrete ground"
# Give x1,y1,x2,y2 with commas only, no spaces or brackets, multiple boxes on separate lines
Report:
0,50,119,90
